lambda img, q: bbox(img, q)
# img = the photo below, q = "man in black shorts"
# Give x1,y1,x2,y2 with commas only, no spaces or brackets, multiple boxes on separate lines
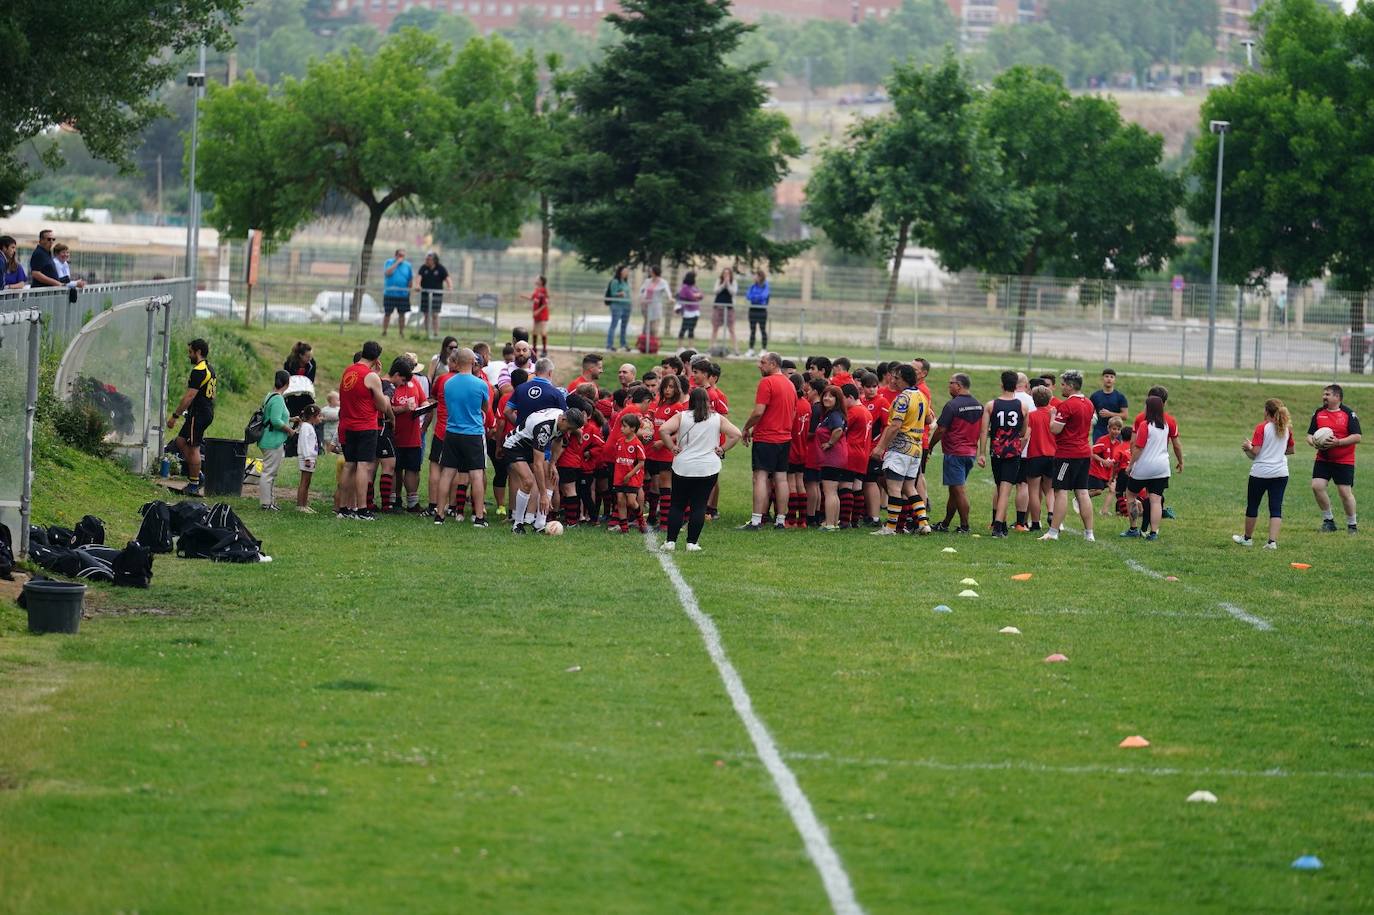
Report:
434,348,491,527
504,406,586,533
739,352,795,530
978,371,1028,538
166,338,216,496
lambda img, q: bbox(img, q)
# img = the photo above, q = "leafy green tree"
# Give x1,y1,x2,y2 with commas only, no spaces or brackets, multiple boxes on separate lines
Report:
1180,29,1216,70
979,66,1182,349
550,0,806,273
198,29,539,318
1186,0,1372,371
1,0,242,210
805,56,1032,341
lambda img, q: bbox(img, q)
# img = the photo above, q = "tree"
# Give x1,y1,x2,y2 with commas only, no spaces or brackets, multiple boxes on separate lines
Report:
1,0,242,210
1180,30,1216,70
805,56,1032,342
197,29,539,318
979,66,1182,349
550,0,806,274
1186,0,1372,371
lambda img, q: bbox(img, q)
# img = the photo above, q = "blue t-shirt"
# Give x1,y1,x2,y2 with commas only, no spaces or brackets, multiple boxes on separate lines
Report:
383,258,413,297
512,377,567,424
444,372,489,436
1089,389,1128,440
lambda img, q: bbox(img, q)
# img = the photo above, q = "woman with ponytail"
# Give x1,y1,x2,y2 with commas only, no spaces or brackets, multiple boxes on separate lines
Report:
1234,398,1295,549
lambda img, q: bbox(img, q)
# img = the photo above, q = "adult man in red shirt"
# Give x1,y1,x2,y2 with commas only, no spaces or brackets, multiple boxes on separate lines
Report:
566,353,604,393
1308,383,1361,533
1040,369,1096,541
337,341,394,520
390,358,426,511
740,351,795,530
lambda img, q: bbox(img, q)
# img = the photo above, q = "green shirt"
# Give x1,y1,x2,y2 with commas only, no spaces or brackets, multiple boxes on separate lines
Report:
258,392,291,451
606,277,632,308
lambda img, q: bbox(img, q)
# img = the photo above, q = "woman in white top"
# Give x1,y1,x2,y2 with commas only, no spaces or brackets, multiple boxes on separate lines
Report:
657,387,743,552
1234,398,1295,549
639,265,672,350
1129,395,1172,541
709,266,739,355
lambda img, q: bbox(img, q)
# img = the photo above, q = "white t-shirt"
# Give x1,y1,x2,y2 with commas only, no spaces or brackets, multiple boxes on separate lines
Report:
484,360,505,387
297,422,319,468
1249,421,1293,479
672,412,722,478
1014,390,1036,457
1132,420,1172,481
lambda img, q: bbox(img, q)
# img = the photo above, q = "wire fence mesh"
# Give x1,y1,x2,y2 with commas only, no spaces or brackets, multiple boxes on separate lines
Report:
0,310,41,555
0,279,195,355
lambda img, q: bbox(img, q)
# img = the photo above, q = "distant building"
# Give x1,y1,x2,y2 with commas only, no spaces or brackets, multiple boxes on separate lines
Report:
1216,0,1258,54
947,0,1043,47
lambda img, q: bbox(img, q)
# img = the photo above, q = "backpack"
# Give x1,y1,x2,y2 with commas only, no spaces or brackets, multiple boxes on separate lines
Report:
30,543,114,582
0,524,12,581
112,540,153,588
206,503,261,548
177,523,261,562
244,392,282,445
46,525,76,548
28,525,48,547
74,515,105,546
169,501,209,535
604,279,616,307
136,500,175,554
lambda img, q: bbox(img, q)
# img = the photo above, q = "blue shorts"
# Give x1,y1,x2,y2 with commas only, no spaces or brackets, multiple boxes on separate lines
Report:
942,454,975,487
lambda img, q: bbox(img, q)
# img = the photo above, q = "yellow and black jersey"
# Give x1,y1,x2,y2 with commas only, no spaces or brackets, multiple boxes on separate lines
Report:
187,360,217,417
887,387,928,457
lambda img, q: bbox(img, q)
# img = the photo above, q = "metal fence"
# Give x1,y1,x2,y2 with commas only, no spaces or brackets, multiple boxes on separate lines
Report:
0,310,41,557
0,278,196,354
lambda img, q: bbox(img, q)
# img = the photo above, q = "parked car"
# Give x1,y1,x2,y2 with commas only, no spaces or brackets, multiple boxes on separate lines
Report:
437,302,496,332
310,291,380,323
861,91,889,104
1338,324,1374,355
195,290,240,319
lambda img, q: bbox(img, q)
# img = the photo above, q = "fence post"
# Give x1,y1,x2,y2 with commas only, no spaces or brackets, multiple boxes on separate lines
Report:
1104,323,1111,365
21,314,40,558
1254,334,1262,383
874,310,882,364
1333,338,1340,381
1180,326,1187,380
950,312,958,366
338,287,346,335
1127,324,1134,366
157,297,172,461
141,301,156,475
1026,320,1034,372
798,307,805,348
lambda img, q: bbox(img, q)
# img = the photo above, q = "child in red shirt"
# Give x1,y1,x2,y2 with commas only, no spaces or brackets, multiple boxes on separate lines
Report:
1090,416,1124,514
842,384,872,527
528,275,550,357
612,414,647,533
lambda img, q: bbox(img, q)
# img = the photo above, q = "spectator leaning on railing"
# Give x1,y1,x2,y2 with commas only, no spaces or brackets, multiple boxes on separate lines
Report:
28,229,62,287
51,244,86,290
1,236,28,289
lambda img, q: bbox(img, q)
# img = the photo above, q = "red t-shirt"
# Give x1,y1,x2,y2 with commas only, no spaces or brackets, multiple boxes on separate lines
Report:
531,286,549,320
1308,406,1360,465
1114,439,1133,475
1132,411,1178,440
862,393,890,445
391,378,425,449
804,403,823,470
1090,433,1116,481
566,375,593,394
496,390,516,439
1027,408,1055,458
917,381,933,448
581,431,605,472
339,362,379,433
645,400,687,463
432,371,455,441
789,395,811,466
752,373,797,444
845,404,871,475
706,386,729,416
613,437,646,488
832,370,855,389
1053,394,1094,459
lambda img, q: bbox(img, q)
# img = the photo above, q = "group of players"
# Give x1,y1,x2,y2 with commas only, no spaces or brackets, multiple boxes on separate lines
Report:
318,336,1360,545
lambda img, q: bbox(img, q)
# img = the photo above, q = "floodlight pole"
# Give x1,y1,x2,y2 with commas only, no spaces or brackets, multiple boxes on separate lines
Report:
1206,119,1230,374
185,46,207,293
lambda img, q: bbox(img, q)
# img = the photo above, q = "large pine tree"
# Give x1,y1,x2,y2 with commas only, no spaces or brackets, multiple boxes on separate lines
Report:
549,0,805,271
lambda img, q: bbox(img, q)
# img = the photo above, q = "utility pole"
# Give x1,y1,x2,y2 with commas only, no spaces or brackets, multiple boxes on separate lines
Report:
185,46,207,292
1205,119,1230,374
156,154,164,226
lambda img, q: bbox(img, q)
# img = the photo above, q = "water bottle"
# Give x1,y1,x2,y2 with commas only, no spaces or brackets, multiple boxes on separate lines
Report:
159,456,171,478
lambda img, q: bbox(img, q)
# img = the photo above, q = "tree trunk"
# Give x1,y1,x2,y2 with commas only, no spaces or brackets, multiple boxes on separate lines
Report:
880,218,911,347
352,205,384,322
539,192,551,278
1011,247,1039,353
1352,290,1368,375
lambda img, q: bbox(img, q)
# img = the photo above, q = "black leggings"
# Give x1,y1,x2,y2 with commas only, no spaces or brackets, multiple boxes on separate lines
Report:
667,471,718,545
678,315,698,339
1245,475,1288,518
748,307,768,349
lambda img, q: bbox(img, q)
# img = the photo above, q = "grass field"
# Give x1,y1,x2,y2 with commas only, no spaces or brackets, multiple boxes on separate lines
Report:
2,323,1371,913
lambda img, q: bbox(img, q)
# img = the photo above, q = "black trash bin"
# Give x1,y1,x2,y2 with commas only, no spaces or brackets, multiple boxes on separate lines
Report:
203,437,248,497
23,580,86,634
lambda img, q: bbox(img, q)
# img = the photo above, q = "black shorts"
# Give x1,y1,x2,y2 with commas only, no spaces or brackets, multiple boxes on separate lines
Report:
751,440,790,474
1020,456,1053,481
919,450,930,477
395,446,423,474
376,431,396,460
557,466,581,486
1052,457,1091,491
428,434,445,464
383,295,411,315
991,455,1021,486
1114,473,1130,496
342,429,379,463
595,464,612,481
178,410,213,447
1135,476,1169,496
1088,475,1110,493
645,459,673,477
820,466,847,482
441,433,487,472
865,459,883,484
804,467,821,484
418,290,443,313
788,462,806,475
1313,461,1355,487
506,442,535,464
613,484,640,494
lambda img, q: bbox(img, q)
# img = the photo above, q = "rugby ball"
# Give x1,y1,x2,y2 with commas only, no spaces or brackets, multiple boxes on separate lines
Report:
544,521,564,536
1311,426,1335,448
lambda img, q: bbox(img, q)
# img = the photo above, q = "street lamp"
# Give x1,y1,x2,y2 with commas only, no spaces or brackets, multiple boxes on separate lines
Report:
1206,119,1230,374
1241,38,1255,70
185,48,207,294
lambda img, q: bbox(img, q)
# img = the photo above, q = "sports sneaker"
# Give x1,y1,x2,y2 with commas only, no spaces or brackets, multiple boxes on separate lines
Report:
952,526,970,534
336,508,354,520
1083,530,1095,542
356,509,376,522
774,521,787,530
1321,518,1338,533
1013,523,1029,533
1349,524,1359,535
918,524,932,535
512,523,528,534
991,528,1007,539
183,484,202,497
260,504,280,511
1162,507,1177,519
1028,522,1041,532
473,517,488,528
660,541,676,552
496,505,508,517
871,527,897,536
405,504,424,514
1232,534,1253,546
1143,531,1158,541
1120,528,1140,538
736,522,762,531
931,521,949,533
1039,529,1059,541
745,349,755,358
297,506,316,514
1263,540,1278,549
433,514,445,526
685,542,703,552
818,524,840,532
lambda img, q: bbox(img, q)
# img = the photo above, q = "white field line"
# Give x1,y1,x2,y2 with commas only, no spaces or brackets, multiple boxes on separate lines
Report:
720,750,1374,782
645,534,864,915
1122,557,1274,631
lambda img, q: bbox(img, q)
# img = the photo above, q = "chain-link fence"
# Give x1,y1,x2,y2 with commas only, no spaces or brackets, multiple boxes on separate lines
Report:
0,309,41,557
0,279,195,354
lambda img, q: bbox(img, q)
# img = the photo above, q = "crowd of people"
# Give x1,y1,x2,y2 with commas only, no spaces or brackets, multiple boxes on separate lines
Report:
164,331,1362,553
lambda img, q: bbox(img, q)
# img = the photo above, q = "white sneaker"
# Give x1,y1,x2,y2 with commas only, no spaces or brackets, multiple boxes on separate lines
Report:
685,543,703,552
1083,530,1095,542
1232,534,1253,547
871,527,896,536
660,541,676,552
1263,540,1278,550
744,349,755,358
1039,529,1059,541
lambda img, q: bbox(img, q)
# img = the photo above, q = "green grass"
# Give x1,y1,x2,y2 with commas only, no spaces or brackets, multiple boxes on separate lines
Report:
2,323,1372,912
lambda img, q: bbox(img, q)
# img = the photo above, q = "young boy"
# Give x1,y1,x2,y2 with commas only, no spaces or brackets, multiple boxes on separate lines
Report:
1090,416,1124,515
612,413,647,533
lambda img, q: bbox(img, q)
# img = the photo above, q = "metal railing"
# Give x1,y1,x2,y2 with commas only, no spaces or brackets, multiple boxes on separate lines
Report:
0,309,42,557
0,278,195,353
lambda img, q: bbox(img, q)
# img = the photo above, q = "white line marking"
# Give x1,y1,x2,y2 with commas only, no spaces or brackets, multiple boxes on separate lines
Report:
721,750,1374,782
646,534,863,915
1121,557,1274,631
